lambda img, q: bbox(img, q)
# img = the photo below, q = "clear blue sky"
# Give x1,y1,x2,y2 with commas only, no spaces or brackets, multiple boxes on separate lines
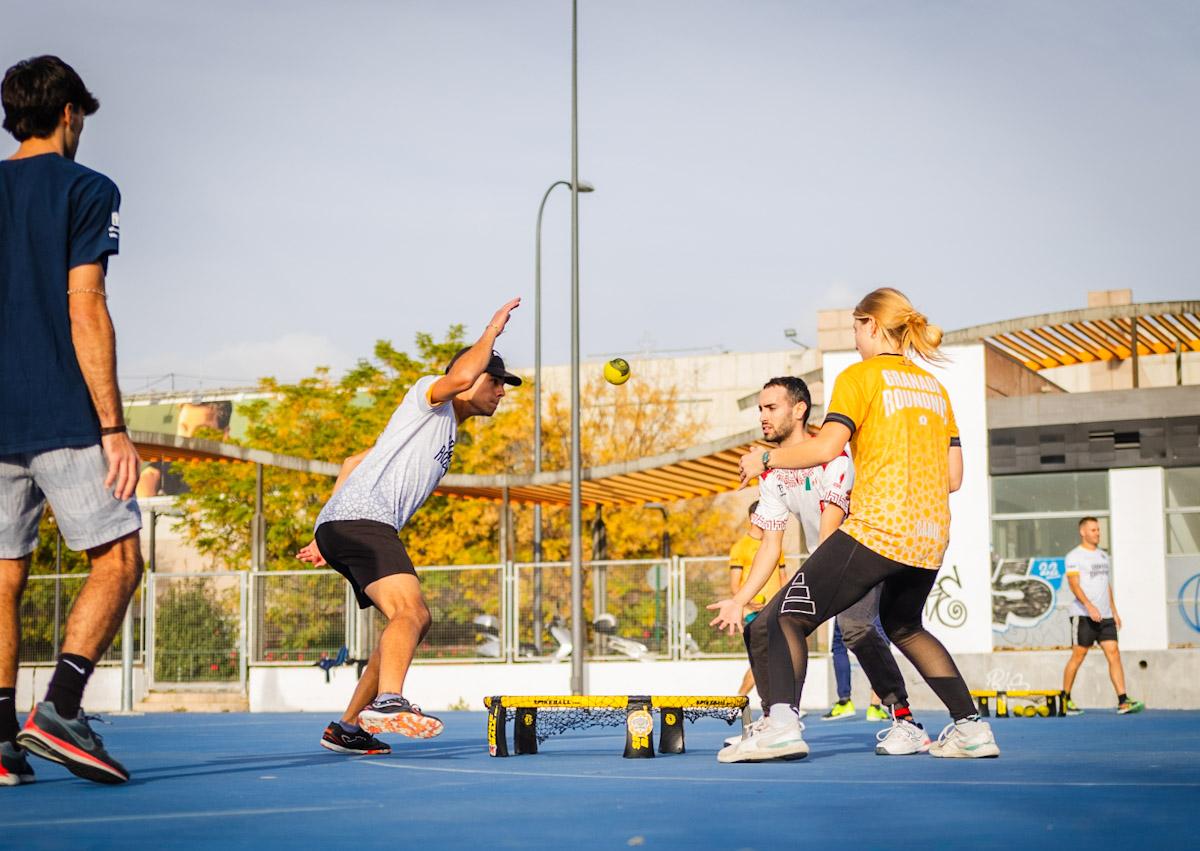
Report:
6,1,1198,392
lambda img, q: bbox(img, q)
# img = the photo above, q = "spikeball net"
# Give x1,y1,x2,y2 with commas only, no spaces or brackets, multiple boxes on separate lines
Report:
484,695,749,759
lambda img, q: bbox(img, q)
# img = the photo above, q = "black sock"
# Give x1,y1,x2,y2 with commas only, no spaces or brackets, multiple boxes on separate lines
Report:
1118,693,1129,705
0,687,17,743
45,653,94,718
1064,691,1072,701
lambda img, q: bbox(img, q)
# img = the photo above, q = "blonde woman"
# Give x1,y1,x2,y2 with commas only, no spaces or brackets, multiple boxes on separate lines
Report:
710,288,998,762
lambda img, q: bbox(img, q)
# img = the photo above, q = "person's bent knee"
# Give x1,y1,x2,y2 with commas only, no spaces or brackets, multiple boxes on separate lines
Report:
838,616,876,648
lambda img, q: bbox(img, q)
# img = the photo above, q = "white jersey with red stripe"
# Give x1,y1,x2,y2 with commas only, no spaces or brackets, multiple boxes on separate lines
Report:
751,450,854,553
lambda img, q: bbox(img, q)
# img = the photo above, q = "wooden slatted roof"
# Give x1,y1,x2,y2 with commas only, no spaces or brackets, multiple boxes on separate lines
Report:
943,300,1200,371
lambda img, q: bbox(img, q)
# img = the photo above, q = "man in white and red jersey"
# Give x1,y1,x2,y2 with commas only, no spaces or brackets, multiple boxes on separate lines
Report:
720,376,914,759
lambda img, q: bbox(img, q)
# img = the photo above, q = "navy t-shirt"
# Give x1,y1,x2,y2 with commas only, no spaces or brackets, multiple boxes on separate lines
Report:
0,153,121,454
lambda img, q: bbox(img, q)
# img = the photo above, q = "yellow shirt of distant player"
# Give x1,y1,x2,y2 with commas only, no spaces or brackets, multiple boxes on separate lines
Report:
825,354,958,569
728,534,786,600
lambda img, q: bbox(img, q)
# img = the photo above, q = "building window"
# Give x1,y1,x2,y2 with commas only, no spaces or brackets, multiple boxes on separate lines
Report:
1165,468,1200,648
990,472,1110,649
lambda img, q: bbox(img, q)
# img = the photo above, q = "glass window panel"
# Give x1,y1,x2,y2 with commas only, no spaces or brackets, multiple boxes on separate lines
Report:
1167,513,1200,555
1166,468,1200,509
992,517,1110,561
991,472,1109,515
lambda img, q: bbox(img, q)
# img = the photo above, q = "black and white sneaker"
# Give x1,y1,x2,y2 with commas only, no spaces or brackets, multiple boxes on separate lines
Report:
16,703,129,784
320,722,391,755
358,695,444,739
0,740,36,786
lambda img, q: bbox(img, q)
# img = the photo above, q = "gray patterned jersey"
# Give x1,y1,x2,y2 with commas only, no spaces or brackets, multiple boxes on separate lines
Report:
315,375,458,532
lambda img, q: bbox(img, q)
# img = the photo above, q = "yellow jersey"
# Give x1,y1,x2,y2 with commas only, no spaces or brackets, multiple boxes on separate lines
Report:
824,353,958,569
728,534,786,600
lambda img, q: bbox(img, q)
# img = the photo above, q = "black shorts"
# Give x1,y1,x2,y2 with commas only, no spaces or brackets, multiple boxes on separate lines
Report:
314,520,417,610
1072,616,1118,647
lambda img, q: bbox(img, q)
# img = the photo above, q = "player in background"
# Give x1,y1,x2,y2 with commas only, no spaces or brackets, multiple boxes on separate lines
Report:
728,502,789,716
717,377,917,762
1060,517,1144,716
824,618,892,723
297,298,521,754
713,288,999,761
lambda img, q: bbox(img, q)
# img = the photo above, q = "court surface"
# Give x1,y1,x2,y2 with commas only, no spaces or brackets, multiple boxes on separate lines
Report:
4,709,1196,849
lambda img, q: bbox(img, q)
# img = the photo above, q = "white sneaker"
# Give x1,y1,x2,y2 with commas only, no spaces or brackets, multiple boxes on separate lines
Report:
717,715,808,763
930,717,1000,759
724,715,770,748
874,718,931,755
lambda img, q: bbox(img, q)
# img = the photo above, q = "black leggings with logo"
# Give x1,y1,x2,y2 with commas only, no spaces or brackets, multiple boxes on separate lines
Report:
757,530,977,721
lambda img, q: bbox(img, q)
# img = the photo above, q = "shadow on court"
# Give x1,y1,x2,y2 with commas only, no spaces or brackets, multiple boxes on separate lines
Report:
3,710,1196,849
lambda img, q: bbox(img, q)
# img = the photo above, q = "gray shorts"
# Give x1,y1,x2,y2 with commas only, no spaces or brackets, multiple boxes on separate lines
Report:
0,444,142,557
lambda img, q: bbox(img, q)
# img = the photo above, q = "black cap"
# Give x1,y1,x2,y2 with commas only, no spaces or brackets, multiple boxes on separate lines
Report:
445,347,523,386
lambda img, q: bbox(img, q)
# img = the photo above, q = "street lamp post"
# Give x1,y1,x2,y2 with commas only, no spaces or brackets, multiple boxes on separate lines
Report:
533,179,593,654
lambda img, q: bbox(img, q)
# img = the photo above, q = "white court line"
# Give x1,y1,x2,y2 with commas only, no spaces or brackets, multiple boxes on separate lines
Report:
5,804,371,829
364,760,1200,789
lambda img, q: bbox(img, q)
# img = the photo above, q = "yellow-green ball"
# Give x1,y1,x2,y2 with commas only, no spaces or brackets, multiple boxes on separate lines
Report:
604,358,631,385
1037,704,1051,717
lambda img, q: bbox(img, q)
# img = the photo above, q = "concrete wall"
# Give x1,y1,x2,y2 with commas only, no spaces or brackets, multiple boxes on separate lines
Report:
896,649,1200,710
1110,467,1169,650
14,666,147,714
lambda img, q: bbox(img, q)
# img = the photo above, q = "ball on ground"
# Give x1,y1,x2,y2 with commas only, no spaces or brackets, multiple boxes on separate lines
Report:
604,358,631,385
1037,704,1051,717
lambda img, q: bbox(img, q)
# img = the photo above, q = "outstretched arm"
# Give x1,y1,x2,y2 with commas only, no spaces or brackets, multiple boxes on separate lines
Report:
709,527,785,634
68,264,139,500
739,421,852,484
427,298,521,405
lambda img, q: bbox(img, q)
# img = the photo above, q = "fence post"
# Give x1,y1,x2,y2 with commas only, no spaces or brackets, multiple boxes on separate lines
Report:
145,572,156,691
239,572,249,693
120,596,134,711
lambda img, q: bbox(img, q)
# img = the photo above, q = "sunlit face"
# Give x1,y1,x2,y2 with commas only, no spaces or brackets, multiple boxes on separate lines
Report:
1079,520,1101,548
757,384,805,443
853,316,877,359
177,403,221,438
457,373,507,417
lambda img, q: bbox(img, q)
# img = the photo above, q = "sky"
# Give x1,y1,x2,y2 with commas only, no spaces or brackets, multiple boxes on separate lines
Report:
5,1,1198,393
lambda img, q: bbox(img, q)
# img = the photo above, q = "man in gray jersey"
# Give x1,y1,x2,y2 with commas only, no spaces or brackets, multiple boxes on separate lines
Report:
1060,516,1144,716
297,297,521,753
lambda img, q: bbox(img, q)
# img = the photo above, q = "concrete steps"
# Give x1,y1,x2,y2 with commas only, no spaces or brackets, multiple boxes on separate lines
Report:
135,690,248,713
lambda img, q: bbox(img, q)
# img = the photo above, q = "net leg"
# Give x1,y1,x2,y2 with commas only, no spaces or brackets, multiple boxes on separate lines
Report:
487,699,509,757
658,707,685,754
623,698,655,759
1054,691,1064,717
996,690,1008,719
514,708,539,755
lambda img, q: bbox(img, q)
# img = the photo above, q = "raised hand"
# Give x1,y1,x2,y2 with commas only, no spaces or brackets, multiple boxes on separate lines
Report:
487,297,521,337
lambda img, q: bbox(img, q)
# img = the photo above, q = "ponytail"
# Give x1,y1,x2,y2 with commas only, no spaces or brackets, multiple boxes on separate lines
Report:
853,288,946,363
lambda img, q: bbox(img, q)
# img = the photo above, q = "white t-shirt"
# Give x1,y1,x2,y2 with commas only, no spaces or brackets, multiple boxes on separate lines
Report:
751,451,854,553
1065,545,1113,619
315,375,458,532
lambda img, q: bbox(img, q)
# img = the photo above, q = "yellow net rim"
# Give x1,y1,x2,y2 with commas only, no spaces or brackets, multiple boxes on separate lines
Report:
484,695,749,710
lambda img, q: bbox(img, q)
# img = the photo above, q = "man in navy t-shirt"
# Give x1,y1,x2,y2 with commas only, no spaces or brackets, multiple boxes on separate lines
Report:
1,55,143,786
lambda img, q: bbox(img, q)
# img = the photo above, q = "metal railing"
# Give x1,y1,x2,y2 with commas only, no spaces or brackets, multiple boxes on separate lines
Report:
16,555,819,681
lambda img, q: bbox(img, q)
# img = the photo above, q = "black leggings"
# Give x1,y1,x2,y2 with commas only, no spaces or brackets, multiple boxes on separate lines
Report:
758,530,976,721
744,581,908,710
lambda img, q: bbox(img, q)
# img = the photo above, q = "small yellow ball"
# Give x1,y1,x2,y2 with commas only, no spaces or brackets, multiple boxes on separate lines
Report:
1037,704,1051,717
604,358,631,385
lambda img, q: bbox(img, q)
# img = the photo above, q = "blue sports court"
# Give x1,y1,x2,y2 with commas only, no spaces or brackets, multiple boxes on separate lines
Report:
4,709,1195,849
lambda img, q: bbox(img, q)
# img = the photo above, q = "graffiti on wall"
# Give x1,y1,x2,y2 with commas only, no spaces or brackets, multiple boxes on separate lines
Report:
992,556,1070,648
924,564,968,628
1181,574,1200,634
